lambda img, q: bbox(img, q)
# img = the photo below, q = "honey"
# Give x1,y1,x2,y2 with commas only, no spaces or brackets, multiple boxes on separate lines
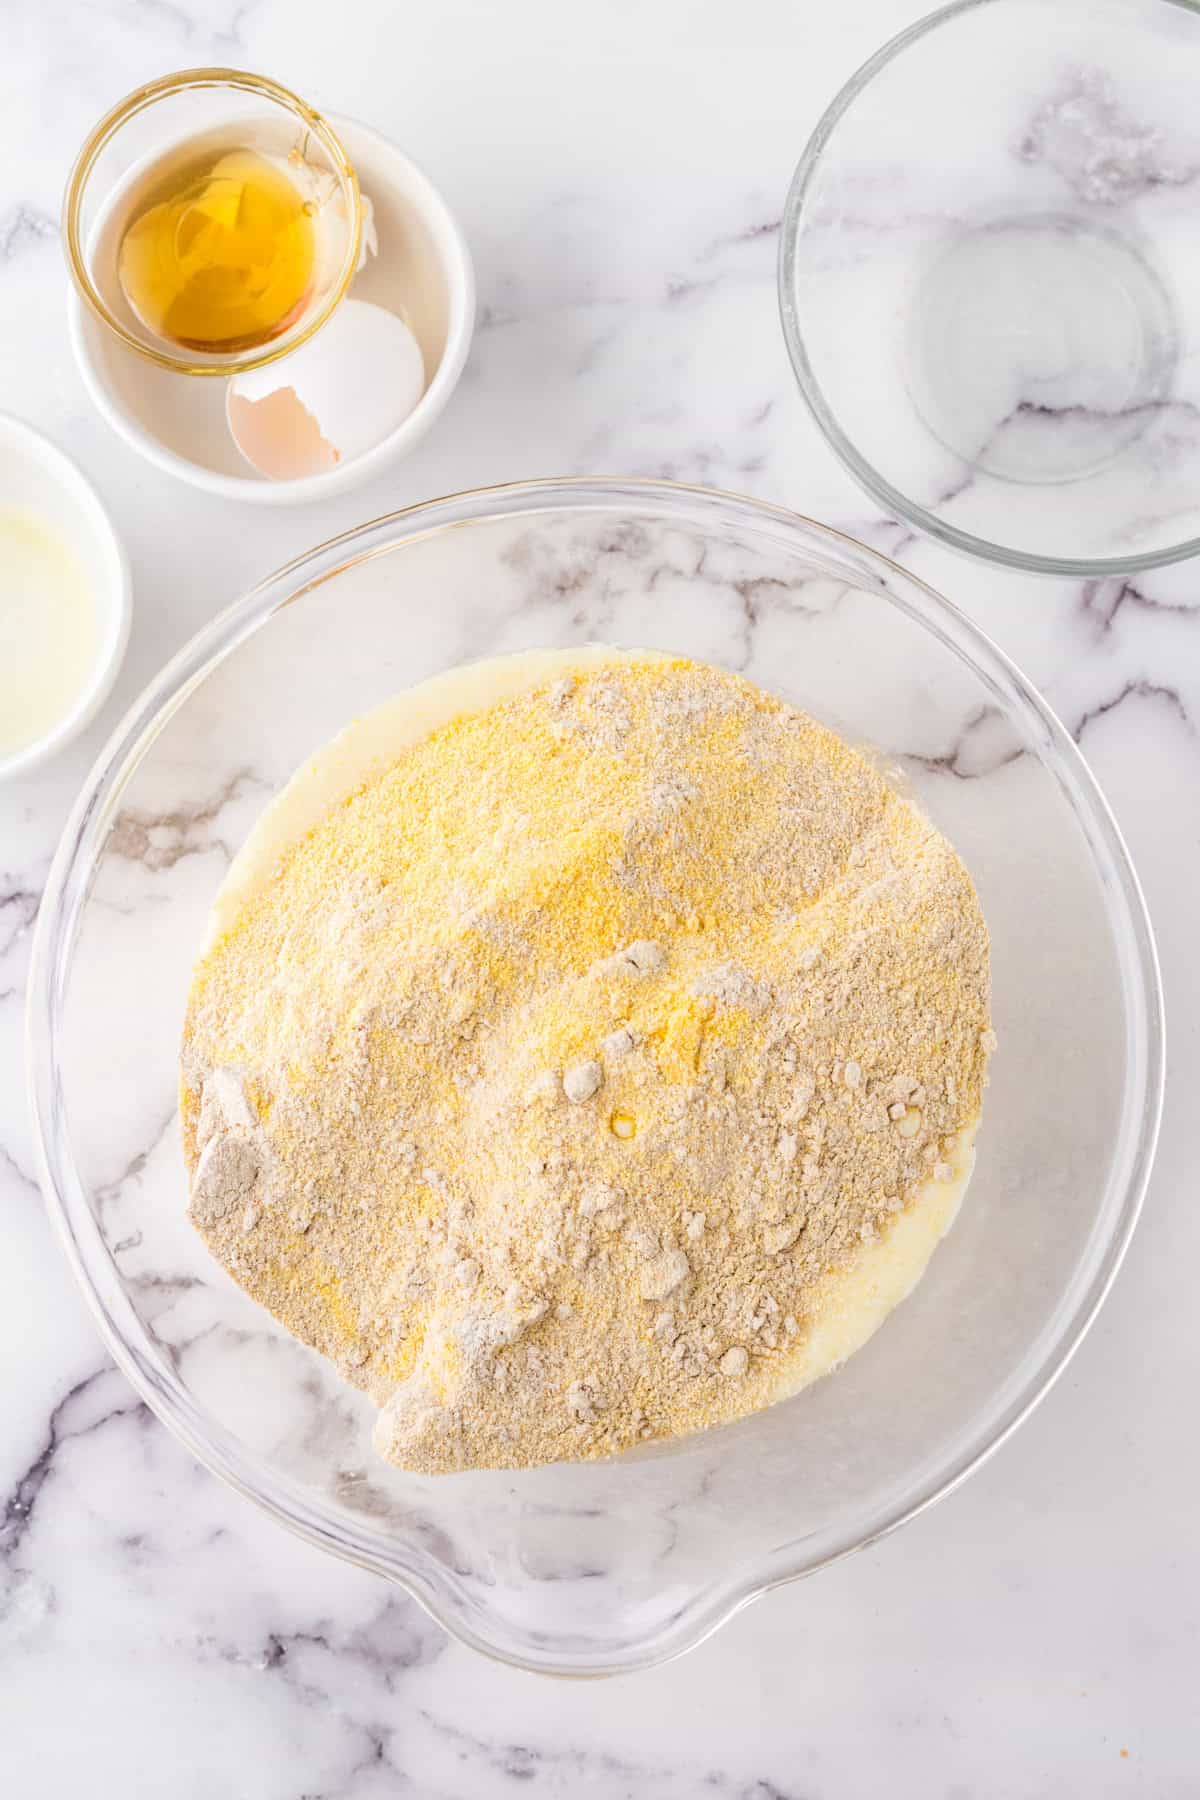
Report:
117,146,316,353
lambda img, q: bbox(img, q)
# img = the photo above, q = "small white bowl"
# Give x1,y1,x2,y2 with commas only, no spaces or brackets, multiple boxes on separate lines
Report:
0,413,131,783
68,116,475,506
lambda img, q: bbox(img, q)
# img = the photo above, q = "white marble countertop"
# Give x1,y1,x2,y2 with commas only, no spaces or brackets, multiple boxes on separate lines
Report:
1,1,1195,1792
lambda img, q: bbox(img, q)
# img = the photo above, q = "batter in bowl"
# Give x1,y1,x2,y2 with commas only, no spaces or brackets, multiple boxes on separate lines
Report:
180,650,993,1473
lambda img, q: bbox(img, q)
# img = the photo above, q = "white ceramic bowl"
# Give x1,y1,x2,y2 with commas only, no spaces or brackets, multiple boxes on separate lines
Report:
68,117,475,505
0,413,131,783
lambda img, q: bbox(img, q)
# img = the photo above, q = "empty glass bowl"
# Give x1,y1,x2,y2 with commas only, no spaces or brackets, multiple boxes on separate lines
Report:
780,0,1200,574
28,481,1163,1674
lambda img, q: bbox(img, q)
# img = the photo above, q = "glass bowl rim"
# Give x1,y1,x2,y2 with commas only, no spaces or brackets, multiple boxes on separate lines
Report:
26,476,1166,1675
61,65,363,379
777,0,1200,579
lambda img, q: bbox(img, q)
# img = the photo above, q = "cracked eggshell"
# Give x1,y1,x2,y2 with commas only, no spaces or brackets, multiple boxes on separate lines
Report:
226,298,426,480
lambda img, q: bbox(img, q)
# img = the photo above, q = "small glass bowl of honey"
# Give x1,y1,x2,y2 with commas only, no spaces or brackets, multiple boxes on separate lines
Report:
63,68,364,377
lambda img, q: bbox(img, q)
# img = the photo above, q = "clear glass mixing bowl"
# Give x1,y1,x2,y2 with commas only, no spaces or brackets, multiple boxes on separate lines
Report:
779,0,1200,575
28,480,1163,1676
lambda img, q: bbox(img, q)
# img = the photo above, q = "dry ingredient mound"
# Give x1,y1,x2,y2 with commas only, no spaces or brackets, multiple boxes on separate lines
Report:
180,654,992,1474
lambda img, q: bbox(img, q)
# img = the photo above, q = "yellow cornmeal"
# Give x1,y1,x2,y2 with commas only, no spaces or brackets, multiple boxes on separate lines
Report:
181,651,992,1474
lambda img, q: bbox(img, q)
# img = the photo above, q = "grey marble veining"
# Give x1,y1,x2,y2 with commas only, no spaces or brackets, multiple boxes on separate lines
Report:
1,0,1198,1794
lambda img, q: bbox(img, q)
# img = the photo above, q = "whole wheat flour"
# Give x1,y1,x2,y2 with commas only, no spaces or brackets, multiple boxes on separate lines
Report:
180,654,992,1474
